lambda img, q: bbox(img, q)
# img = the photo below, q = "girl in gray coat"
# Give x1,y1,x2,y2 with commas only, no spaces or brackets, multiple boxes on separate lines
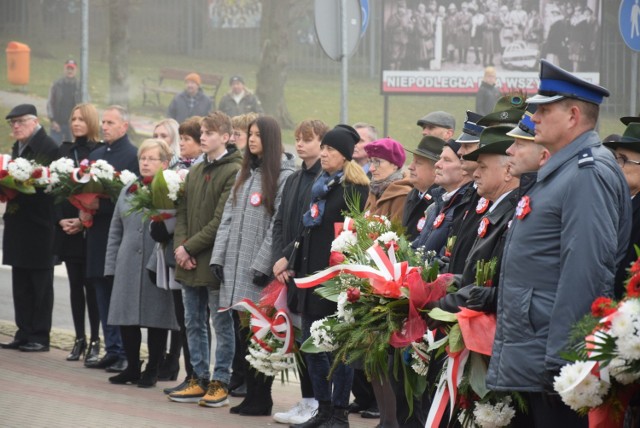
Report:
105,138,179,387
211,116,295,416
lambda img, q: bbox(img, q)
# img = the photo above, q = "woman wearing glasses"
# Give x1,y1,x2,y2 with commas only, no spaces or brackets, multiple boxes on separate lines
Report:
54,103,101,362
104,138,179,387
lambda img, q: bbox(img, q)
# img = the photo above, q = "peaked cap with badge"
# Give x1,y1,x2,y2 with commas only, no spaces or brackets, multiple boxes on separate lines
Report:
456,111,486,144
506,104,537,141
477,93,527,126
526,59,610,105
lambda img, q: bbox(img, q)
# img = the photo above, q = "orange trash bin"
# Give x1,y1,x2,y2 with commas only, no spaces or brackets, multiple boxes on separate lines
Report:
6,41,30,86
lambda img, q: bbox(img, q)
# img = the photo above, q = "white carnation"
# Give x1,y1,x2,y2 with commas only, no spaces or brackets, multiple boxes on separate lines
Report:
331,230,357,253
377,231,400,245
310,318,338,351
119,169,137,185
610,311,636,339
162,169,182,201
616,335,640,361
554,362,610,411
473,397,516,428
90,159,115,180
49,157,75,175
609,357,640,385
8,158,34,181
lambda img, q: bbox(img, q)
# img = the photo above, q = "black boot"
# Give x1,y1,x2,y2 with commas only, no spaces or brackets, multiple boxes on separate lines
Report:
291,401,332,428
157,352,179,381
239,372,273,416
230,366,256,414
67,337,87,361
319,407,349,428
109,361,142,384
137,366,158,388
84,338,101,365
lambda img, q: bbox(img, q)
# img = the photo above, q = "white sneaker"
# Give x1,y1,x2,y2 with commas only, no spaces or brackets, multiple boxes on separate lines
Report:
273,400,318,424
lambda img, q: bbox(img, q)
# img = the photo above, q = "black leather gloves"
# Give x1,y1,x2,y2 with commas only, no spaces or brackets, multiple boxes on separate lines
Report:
211,264,224,283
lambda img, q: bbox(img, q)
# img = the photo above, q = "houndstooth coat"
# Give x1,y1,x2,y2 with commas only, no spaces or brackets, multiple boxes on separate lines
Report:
211,153,295,307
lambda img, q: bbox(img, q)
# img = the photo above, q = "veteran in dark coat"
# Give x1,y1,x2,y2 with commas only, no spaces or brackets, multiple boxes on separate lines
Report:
1,104,58,352
603,123,640,299
402,136,443,241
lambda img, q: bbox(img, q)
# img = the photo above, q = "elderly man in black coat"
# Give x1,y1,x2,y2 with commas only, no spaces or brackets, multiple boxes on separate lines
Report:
1,104,58,352
81,105,139,371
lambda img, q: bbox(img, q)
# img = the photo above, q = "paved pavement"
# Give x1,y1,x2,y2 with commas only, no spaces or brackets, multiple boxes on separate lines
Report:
0,250,377,427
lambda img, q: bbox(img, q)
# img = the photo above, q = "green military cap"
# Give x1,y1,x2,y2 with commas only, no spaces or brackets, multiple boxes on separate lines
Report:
477,94,527,126
602,123,640,153
462,125,515,161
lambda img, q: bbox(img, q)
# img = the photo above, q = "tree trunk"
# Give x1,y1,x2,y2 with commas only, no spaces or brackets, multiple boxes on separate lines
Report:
255,0,295,129
108,0,130,108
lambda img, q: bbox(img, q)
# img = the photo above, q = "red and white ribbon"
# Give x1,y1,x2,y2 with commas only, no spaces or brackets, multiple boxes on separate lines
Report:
220,299,294,354
426,347,470,428
294,242,416,289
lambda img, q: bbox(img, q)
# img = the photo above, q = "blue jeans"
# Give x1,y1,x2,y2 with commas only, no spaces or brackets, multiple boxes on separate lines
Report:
208,288,234,384
92,276,124,357
182,285,234,384
302,314,354,407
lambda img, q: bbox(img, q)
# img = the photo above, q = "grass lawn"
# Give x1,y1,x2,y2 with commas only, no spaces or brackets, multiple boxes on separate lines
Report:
0,39,626,155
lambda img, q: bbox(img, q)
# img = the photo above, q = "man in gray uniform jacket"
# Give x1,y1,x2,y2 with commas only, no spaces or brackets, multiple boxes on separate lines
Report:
486,60,631,427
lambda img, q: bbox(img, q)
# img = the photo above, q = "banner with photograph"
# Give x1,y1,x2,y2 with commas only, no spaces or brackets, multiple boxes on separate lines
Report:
381,0,603,95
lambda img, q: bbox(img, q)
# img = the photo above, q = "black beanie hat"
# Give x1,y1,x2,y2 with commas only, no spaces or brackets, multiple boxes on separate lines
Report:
321,124,360,161
444,138,461,154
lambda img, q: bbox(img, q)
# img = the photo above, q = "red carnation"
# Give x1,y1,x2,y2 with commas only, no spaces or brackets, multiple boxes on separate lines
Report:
0,170,8,179
346,287,361,303
128,183,138,193
142,176,153,185
79,164,90,173
631,259,640,275
31,168,43,179
591,297,616,318
627,273,640,298
368,232,380,240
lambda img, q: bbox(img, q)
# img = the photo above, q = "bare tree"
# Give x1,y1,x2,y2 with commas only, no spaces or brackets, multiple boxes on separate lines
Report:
108,0,130,107
255,0,297,129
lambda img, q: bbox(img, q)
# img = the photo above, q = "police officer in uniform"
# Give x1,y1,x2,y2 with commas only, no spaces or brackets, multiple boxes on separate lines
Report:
486,60,631,428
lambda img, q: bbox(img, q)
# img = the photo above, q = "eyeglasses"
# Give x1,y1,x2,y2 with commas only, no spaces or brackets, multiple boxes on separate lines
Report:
369,158,388,167
615,154,640,167
139,157,162,163
6,117,34,127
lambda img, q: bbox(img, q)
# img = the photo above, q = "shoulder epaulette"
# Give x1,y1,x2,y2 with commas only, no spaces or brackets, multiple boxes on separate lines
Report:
578,148,595,168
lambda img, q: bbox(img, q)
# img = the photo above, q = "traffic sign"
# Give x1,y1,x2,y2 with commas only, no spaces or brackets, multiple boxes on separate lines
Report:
620,0,640,51
314,0,362,61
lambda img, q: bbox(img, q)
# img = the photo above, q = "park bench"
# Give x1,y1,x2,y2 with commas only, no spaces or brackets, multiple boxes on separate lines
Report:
142,68,224,108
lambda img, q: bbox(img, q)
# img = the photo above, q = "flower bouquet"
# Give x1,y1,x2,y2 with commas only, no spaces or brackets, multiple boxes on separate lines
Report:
553,253,640,427
48,157,136,226
222,281,299,378
126,168,185,230
0,154,51,202
296,199,454,413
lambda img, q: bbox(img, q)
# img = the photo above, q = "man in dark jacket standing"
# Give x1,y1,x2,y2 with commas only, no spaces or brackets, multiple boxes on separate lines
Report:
218,75,263,118
81,106,139,371
168,73,213,124
47,59,81,144
1,104,58,352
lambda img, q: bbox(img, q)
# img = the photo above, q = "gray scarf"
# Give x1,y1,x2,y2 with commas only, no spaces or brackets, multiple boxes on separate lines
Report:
369,169,404,198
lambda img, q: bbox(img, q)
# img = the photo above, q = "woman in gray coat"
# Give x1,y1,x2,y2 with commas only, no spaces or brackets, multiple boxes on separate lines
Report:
105,138,178,387
210,116,295,416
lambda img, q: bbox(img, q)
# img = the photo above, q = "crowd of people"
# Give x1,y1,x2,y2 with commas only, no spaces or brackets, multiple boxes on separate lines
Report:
2,55,639,428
